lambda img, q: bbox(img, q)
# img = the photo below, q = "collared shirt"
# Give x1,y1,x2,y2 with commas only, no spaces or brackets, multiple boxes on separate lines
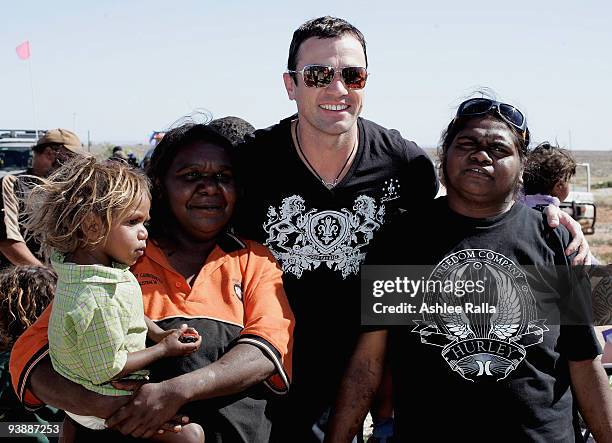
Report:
47,252,148,396
133,233,292,394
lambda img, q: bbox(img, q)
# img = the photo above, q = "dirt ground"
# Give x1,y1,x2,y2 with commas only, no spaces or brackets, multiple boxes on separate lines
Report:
591,188,612,264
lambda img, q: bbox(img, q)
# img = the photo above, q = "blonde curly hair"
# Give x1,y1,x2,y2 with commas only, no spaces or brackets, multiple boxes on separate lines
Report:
0,266,56,351
25,156,151,260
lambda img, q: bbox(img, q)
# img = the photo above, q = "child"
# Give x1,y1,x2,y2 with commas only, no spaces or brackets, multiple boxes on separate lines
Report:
522,141,576,208
0,266,56,353
25,156,204,442
0,266,60,436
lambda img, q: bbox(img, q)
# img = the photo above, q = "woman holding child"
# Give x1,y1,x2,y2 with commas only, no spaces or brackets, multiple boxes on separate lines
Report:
9,124,294,442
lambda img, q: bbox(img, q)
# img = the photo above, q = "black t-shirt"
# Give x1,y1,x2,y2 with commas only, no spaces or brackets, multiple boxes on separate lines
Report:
368,197,600,442
235,116,437,410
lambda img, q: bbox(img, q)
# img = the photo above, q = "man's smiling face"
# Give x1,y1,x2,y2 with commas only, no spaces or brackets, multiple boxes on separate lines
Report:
283,34,366,137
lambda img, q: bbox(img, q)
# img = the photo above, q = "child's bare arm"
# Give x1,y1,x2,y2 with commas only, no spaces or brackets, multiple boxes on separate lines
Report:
145,316,170,343
115,326,201,379
145,317,200,344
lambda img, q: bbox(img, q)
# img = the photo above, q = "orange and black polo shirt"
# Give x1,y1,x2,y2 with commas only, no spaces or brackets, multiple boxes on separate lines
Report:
10,233,294,441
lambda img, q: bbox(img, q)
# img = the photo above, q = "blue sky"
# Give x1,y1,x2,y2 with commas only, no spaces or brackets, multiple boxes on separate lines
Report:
2,0,611,149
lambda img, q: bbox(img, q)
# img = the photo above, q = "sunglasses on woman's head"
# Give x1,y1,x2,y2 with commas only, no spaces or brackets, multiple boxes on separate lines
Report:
457,98,527,132
287,64,368,90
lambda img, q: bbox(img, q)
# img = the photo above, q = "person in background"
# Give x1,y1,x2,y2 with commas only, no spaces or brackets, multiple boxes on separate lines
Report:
127,152,140,168
522,141,576,208
523,142,600,265
109,146,129,163
0,129,85,268
0,266,61,443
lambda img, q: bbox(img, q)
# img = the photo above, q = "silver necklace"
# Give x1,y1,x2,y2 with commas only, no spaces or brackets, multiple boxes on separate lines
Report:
295,120,357,189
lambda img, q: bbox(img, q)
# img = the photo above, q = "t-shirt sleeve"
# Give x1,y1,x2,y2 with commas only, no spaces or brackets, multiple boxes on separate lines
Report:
544,221,601,360
400,138,439,204
559,326,601,361
69,304,129,385
9,304,51,411
237,241,295,395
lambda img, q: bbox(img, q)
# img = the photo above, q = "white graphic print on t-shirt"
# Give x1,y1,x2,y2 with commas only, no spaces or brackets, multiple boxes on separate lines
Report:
413,249,548,382
263,194,385,278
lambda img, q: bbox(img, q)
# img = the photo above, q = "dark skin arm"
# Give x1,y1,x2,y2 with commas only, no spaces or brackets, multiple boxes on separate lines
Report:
325,330,387,443
145,316,167,341
28,357,187,432
570,357,612,443
107,343,276,439
115,325,202,378
144,317,200,344
29,357,129,418
115,325,201,379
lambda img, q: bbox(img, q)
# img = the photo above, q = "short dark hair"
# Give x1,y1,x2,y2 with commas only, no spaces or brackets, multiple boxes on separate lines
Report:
287,16,368,82
208,116,255,147
523,142,576,195
146,124,235,239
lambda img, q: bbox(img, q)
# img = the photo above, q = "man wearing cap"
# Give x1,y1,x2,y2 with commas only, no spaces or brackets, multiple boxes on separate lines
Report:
0,128,84,267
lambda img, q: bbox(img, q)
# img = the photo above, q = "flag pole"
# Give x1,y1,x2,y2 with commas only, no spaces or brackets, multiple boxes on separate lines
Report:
26,49,38,138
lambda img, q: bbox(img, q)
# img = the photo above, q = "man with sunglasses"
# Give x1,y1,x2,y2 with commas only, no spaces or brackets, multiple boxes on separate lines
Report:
234,16,438,442
0,128,84,268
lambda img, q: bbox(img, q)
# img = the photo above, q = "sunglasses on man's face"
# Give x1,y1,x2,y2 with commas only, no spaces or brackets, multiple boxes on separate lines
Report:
288,64,368,90
457,98,527,132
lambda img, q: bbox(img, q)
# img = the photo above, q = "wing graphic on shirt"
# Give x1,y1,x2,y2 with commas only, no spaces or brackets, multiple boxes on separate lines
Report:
488,267,521,339
437,263,474,339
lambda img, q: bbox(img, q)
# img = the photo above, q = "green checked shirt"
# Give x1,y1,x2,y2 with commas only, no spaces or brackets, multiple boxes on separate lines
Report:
48,253,148,396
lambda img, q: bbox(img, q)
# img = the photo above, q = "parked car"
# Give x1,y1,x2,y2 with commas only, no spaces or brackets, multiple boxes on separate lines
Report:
561,163,596,234
0,129,43,177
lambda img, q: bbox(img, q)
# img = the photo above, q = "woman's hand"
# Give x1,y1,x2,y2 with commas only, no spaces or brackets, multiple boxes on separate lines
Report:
543,205,591,265
107,342,274,438
105,380,187,439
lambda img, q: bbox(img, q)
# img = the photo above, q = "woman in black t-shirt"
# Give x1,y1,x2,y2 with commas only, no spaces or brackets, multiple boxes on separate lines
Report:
382,98,612,442
326,97,611,442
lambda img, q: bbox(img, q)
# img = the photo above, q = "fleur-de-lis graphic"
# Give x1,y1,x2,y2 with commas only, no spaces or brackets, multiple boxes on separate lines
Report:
381,179,400,202
316,216,339,244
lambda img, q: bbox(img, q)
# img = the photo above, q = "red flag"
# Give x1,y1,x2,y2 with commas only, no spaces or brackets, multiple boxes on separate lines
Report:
16,41,30,60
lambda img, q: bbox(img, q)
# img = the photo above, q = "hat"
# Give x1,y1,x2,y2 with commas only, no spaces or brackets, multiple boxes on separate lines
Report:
35,129,83,153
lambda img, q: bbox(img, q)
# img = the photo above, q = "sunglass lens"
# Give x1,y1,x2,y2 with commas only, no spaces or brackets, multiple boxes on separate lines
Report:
303,65,334,87
341,67,368,89
499,104,525,128
460,98,493,115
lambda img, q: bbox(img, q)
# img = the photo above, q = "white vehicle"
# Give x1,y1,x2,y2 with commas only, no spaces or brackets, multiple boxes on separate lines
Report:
560,163,596,234
0,129,43,177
